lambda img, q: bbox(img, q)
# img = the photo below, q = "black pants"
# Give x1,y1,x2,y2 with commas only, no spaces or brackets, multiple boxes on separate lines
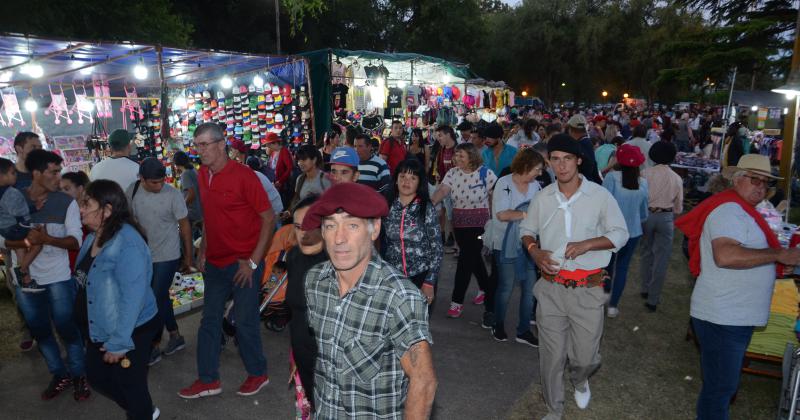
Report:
86,315,160,420
292,341,316,411
451,227,489,304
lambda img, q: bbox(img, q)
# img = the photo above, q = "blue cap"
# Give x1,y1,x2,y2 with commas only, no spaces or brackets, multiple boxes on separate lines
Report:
329,147,359,168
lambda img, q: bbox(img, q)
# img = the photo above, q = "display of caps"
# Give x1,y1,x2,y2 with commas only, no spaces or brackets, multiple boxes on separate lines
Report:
248,85,256,93
239,85,248,94
275,113,284,123
203,91,211,99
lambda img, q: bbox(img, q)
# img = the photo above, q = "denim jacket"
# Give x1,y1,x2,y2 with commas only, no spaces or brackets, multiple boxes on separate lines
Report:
79,223,157,354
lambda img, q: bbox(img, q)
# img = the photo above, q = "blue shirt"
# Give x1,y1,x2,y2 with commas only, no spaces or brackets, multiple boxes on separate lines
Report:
481,144,518,176
80,223,157,354
602,171,649,238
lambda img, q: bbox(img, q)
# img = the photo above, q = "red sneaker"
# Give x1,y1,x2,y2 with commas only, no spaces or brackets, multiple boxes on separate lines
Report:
178,379,222,399
237,375,269,396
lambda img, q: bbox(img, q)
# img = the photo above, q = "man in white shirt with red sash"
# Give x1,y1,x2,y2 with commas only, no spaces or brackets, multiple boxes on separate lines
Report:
520,134,629,420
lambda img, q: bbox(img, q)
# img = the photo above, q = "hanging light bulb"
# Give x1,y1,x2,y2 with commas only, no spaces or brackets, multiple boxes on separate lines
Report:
751,105,759,112
21,62,44,78
133,58,148,80
173,95,187,109
24,97,38,112
253,74,264,88
220,75,233,89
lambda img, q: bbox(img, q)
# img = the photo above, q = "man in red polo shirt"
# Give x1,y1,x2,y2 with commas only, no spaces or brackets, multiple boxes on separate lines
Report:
179,123,276,399
379,120,408,175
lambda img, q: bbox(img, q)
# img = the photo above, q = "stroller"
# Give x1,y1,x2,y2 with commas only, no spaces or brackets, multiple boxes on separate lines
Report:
222,225,296,344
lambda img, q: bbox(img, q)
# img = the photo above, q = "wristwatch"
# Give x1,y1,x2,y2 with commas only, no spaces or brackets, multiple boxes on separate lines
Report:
247,259,258,270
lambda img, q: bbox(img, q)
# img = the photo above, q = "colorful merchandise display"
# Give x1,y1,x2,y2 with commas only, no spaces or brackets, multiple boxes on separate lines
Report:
171,272,205,316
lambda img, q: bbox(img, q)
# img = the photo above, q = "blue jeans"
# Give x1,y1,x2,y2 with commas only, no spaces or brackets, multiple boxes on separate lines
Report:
493,249,536,336
691,317,754,420
152,259,180,335
605,236,640,308
197,261,266,383
15,278,85,377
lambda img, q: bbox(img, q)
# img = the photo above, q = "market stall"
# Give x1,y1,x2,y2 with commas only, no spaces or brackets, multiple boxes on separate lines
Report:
0,34,314,312
303,48,479,142
464,78,518,122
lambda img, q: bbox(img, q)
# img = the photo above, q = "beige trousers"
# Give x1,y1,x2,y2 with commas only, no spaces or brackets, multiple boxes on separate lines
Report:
533,279,605,418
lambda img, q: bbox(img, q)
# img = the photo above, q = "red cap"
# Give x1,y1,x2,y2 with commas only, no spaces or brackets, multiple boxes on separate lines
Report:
228,138,248,154
615,144,645,167
264,132,281,144
301,183,389,230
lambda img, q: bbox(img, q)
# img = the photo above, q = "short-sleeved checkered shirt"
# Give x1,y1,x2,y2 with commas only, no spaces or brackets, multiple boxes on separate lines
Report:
305,254,432,419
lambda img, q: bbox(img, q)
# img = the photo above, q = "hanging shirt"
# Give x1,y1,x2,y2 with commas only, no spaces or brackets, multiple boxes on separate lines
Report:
331,61,346,85
387,88,403,109
332,84,349,110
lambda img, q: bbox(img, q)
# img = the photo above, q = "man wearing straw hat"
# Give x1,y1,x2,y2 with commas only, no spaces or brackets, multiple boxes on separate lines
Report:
676,154,800,420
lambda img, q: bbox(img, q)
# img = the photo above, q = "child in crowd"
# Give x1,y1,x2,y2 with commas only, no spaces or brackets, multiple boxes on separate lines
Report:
0,158,42,292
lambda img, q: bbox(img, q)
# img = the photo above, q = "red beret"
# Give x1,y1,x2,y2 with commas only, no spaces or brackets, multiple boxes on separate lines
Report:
301,183,389,230
228,138,248,154
616,144,645,167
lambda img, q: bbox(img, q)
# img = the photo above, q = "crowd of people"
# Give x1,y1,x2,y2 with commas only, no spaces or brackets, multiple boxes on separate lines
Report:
3,99,794,420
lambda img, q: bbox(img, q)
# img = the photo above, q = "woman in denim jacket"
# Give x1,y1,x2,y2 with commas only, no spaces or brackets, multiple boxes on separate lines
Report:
76,180,160,420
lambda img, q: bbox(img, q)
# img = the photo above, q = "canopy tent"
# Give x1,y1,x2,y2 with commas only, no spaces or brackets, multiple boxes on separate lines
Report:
302,48,478,142
0,33,310,140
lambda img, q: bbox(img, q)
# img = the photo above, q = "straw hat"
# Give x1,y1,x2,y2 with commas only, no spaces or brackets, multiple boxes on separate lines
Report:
722,154,782,180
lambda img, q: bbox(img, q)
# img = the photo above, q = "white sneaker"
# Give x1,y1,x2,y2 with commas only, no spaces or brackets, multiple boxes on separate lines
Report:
574,381,591,409
607,307,619,318
603,292,611,304
152,407,160,420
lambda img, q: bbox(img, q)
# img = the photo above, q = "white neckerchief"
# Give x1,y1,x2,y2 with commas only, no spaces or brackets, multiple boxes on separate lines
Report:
555,191,583,239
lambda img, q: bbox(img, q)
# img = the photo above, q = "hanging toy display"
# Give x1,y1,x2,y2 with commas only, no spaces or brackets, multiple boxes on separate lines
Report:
92,80,113,119
71,83,93,125
1,88,26,127
45,84,73,125
120,84,144,129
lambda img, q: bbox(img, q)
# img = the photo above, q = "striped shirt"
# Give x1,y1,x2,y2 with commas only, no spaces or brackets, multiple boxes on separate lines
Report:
305,255,432,419
357,155,392,195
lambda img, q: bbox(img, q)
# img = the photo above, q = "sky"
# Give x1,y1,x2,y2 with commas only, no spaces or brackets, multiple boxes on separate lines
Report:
502,0,522,5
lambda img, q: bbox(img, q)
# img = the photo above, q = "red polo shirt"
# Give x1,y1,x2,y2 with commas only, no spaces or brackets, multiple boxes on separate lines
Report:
199,160,271,267
379,137,407,175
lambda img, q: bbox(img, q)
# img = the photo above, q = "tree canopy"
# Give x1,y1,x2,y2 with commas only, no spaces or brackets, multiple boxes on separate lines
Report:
0,0,795,104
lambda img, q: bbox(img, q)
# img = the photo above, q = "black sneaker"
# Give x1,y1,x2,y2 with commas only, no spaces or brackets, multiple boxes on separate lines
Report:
148,346,162,367
640,292,649,300
644,302,657,312
481,312,495,330
515,331,539,348
73,375,90,401
42,375,72,400
492,327,507,342
445,233,455,247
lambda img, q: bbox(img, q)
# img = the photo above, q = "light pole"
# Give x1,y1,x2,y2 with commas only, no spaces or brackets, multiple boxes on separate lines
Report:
771,8,800,220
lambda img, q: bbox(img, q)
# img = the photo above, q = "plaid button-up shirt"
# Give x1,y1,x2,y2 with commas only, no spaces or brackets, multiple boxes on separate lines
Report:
305,254,432,419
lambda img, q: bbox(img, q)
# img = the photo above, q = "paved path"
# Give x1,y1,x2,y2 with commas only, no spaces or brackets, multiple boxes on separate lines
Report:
0,253,541,419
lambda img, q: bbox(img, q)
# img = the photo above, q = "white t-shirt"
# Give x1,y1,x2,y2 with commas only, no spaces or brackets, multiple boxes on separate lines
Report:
30,198,83,285
442,167,497,210
690,203,775,326
254,171,284,214
506,131,539,149
90,157,140,191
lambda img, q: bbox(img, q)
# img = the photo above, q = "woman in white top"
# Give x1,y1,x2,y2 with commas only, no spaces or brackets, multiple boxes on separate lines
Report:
507,119,539,149
489,149,544,346
432,143,497,319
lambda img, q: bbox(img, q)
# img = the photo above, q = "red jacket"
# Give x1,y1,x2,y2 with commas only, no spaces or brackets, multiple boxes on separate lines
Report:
271,147,293,190
675,189,781,277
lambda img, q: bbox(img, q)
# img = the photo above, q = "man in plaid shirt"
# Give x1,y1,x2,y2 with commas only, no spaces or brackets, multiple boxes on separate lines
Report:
302,182,437,419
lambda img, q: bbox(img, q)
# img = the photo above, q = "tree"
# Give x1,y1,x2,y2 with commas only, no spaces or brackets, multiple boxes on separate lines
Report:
0,0,192,47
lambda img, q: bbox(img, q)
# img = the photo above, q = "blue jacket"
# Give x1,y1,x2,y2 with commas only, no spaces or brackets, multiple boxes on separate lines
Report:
79,223,156,354
602,171,649,238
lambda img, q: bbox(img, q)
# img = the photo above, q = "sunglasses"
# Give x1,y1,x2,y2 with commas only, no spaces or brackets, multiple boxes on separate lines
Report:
742,174,774,188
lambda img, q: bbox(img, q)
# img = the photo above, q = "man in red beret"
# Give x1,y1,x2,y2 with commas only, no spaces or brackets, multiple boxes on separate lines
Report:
301,182,437,419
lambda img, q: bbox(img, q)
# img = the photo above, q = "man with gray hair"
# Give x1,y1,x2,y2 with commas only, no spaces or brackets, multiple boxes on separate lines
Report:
677,154,800,419
301,182,437,419
89,129,139,190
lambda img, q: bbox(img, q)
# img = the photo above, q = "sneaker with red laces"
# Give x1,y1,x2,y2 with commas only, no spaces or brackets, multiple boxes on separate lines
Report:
472,290,485,305
446,302,463,318
42,375,72,400
178,379,222,399
237,375,269,396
